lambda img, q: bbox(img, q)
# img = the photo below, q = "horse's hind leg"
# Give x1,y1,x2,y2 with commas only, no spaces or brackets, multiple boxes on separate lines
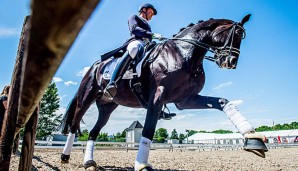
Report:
83,100,118,170
175,95,268,157
61,72,101,163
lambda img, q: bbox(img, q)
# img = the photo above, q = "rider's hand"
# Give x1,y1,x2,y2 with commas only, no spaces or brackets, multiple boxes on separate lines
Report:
152,33,165,40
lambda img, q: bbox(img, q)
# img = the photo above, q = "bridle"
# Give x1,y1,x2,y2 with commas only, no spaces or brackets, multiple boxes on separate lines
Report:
166,22,246,63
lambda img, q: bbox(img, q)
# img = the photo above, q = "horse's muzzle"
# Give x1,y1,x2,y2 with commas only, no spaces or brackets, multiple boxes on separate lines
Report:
220,56,237,69
229,56,238,69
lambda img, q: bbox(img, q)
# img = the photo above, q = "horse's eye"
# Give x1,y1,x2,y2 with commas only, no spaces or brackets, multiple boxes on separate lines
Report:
235,29,242,35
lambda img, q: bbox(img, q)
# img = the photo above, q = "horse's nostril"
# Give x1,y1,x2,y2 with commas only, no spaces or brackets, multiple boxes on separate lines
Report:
230,57,237,65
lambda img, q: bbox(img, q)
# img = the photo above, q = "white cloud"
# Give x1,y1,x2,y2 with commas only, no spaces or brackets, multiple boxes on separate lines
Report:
53,77,63,83
77,66,91,77
58,95,67,101
64,81,77,86
213,81,233,90
55,106,66,115
0,27,19,37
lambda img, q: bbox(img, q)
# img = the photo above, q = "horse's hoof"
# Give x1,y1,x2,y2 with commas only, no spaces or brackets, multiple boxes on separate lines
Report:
135,162,153,171
141,167,154,171
244,138,268,158
84,160,97,171
61,154,70,164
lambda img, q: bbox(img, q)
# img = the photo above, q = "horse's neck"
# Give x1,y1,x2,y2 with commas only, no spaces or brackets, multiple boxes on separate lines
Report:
175,34,208,70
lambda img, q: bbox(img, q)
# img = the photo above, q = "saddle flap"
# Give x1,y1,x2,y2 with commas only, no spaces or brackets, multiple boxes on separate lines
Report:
101,42,158,80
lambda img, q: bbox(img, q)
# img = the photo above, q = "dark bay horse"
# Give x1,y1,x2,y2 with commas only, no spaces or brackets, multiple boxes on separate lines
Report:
60,14,268,170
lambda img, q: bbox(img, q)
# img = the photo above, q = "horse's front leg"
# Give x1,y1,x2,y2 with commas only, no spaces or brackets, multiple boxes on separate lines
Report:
135,86,165,171
175,95,268,158
83,100,118,171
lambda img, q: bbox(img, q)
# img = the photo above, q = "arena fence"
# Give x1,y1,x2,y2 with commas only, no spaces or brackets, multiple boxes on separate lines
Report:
19,140,298,152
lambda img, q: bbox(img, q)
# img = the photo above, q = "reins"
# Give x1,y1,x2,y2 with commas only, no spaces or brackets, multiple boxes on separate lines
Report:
146,23,245,65
160,23,245,63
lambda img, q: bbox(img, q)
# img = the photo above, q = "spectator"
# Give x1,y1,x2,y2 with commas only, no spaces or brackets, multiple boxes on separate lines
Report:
0,85,10,132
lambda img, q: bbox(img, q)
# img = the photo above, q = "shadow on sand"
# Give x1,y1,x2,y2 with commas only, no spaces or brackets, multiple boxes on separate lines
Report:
97,165,187,171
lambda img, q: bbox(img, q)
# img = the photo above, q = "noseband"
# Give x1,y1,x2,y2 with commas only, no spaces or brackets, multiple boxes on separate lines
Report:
168,23,246,63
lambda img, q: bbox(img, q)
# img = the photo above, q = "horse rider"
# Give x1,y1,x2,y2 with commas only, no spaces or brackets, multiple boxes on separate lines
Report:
0,85,10,133
103,3,164,100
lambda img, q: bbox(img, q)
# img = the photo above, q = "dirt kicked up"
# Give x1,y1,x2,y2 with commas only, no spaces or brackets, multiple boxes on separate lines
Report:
9,147,298,171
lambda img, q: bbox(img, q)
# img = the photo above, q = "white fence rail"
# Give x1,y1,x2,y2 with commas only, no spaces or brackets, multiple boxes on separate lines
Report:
19,140,298,151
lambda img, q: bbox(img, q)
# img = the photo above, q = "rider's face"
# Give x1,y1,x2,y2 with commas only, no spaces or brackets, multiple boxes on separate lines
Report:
141,8,154,21
146,8,154,21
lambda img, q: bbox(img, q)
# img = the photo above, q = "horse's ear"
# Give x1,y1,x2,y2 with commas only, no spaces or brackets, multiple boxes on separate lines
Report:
240,14,251,25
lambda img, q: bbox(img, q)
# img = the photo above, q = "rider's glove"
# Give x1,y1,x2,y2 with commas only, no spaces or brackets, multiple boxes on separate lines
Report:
152,33,165,40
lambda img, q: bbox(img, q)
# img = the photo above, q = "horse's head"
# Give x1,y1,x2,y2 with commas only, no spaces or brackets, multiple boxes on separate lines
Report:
210,14,251,69
174,14,251,69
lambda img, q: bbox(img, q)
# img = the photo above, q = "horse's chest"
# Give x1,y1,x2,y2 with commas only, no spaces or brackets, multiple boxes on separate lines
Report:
160,70,205,101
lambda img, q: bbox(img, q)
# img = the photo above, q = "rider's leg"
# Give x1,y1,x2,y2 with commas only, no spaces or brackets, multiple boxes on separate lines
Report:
104,40,144,99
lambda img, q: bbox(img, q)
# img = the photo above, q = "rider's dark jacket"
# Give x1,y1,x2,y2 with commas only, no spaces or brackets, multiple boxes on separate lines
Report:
101,15,153,61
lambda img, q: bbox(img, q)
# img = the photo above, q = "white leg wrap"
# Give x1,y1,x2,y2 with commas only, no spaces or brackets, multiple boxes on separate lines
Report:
135,137,151,168
84,140,95,163
223,101,254,135
62,133,75,155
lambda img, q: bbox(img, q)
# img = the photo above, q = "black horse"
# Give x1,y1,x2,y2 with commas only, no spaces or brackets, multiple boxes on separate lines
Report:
60,14,267,170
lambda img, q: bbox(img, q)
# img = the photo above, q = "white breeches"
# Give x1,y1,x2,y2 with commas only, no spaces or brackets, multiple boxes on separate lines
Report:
127,40,144,59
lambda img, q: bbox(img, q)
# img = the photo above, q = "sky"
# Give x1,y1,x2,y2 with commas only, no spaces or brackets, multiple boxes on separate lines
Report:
1,0,298,135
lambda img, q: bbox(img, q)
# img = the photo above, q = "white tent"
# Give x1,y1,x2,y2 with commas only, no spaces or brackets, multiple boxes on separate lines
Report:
259,129,298,143
187,133,244,144
186,129,298,144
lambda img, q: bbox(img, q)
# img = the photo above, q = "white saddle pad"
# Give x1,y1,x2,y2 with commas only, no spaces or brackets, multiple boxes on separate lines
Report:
102,56,146,80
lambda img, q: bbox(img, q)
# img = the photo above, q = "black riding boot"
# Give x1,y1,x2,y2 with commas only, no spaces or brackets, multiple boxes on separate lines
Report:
104,52,132,99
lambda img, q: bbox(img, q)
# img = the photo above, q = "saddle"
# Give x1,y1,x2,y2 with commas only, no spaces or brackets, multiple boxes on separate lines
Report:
100,41,176,120
101,41,157,80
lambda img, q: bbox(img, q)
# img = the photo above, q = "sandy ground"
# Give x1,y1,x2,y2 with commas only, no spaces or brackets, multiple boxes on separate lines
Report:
9,147,298,171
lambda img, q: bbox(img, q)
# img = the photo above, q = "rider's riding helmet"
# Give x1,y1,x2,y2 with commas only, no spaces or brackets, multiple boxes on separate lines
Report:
139,3,157,15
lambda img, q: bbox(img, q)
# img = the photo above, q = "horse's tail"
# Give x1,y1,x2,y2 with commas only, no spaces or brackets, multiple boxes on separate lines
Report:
59,93,78,134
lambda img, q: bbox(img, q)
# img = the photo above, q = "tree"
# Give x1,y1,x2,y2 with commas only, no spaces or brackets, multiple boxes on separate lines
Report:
170,129,179,139
178,133,185,141
121,130,126,138
78,129,89,141
198,130,207,133
187,129,198,137
154,128,168,143
211,129,233,134
255,125,272,132
36,82,62,140
114,132,125,142
96,132,109,141
255,121,298,132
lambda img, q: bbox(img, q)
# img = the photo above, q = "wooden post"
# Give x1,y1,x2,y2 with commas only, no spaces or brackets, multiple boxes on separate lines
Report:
16,0,101,136
0,16,31,171
18,106,39,171
1,0,101,170
12,133,20,155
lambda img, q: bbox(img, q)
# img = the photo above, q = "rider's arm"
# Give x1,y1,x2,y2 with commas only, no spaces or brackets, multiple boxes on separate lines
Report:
128,15,153,39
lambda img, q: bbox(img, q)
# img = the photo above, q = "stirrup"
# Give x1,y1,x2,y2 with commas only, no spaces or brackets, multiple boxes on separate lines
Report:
159,111,176,120
103,83,117,100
